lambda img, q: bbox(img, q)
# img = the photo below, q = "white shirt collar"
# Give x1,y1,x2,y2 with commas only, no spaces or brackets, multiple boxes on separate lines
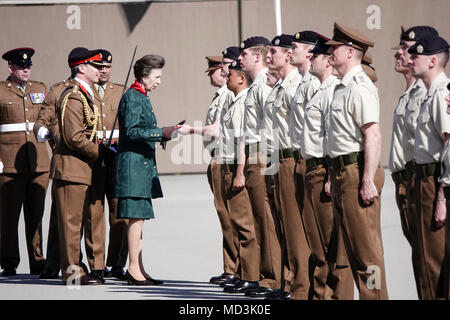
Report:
74,77,94,99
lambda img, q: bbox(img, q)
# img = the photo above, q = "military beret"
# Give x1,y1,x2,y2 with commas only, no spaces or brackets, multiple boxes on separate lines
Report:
401,26,439,42
408,36,449,55
229,59,243,71
222,46,240,61
293,30,319,45
205,56,222,73
326,23,374,51
271,34,294,48
362,64,377,83
2,47,34,67
98,49,113,63
68,47,103,68
240,36,271,51
309,34,331,55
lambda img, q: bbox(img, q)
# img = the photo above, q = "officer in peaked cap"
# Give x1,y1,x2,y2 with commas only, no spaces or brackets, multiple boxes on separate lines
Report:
205,56,222,73
67,47,103,68
408,34,449,300
0,47,49,277
326,22,389,299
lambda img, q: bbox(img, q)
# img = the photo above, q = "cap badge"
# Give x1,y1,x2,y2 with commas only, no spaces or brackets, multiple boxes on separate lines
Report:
23,53,27,59
295,32,300,40
274,39,280,46
223,49,227,55
240,42,245,49
417,45,424,54
107,55,112,62
99,53,103,59
231,60,237,67
409,31,415,40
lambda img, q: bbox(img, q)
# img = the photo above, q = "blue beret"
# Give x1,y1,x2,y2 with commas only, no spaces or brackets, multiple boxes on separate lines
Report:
2,47,34,67
408,36,449,55
293,30,319,45
402,26,439,42
309,34,331,55
240,36,271,51
271,34,294,48
222,46,240,61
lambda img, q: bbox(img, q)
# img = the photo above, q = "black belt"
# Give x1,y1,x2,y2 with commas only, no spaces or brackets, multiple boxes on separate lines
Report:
306,157,327,171
293,149,303,162
405,160,416,176
444,186,450,199
245,142,260,157
415,162,440,179
279,148,293,160
391,169,410,185
330,151,362,170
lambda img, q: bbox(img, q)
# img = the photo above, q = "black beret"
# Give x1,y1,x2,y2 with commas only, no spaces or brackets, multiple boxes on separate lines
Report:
222,46,240,61
68,47,103,67
98,49,112,63
401,26,439,42
271,34,294,48
293,30,319,45
240,36,271,51
408,36,449,55
309,34,331,55
2,47,34,67
229,59,243,71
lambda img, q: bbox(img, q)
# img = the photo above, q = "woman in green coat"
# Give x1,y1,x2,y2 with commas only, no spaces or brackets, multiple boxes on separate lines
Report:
114,54,179,285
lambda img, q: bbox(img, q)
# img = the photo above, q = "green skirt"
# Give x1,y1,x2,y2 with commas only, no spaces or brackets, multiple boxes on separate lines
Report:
117,197,155,220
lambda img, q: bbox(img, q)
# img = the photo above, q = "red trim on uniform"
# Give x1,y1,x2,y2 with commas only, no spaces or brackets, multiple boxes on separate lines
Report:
130,80,146,95
69,53,103,67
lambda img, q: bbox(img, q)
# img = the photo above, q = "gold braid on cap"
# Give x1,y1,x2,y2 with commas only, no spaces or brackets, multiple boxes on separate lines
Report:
60,89,101,149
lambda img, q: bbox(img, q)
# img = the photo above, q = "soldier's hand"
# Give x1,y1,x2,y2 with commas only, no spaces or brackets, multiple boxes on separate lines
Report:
99,143,117,167
161,126,178,141
434,198,447,229
360,178,378,205
176,123,192,136
232,173,245,191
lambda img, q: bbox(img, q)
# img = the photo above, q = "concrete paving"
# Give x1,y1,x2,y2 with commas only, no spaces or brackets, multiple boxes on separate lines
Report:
0,170,418,300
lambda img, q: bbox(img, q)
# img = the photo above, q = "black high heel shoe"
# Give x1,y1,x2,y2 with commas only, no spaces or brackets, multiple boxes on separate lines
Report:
144,274,163,285
125,270,153,286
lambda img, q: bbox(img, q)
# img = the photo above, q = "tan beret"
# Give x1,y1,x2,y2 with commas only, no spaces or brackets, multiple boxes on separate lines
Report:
205,56,222,73
326,22,374,51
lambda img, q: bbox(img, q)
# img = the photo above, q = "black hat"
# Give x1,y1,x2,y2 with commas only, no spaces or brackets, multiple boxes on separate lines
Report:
229,59,243,71
240,36,271,51
309,34,331,55
271,34,294,48
293,30,319,45
98,49,112,63
2,47,34,67
408,36,449,55
401,26,439,42
222,46,240,61
68,47,103,67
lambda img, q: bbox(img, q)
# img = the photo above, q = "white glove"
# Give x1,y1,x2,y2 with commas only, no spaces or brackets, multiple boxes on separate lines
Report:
37,126,51,142
0,161,3,174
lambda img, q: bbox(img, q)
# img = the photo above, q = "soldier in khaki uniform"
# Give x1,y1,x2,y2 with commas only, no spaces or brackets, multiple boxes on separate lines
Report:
264,34,309,300
300,34,353,300
51,47,106,285
408,36,449,299
0,48,49,276
326,23,388,299
86,50,128,282
390,26,437,299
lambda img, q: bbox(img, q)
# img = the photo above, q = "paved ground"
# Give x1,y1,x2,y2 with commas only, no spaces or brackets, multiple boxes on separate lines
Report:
0,170,418,300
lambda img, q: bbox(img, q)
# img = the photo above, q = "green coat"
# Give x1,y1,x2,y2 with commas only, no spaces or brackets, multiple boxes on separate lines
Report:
114,88,163,199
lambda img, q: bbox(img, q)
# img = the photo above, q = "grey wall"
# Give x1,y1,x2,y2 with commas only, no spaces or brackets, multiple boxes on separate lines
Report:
0,0,449,173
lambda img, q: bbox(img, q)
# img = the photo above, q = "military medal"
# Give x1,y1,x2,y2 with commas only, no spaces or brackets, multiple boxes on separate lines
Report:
29,92,46,104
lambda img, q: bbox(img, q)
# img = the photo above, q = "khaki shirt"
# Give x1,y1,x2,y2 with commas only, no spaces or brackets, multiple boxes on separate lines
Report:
262,81,282,155
204,85,233,149
402,79,427,164
414,72,450,164
327,65,380,158
289,70,321,150
272,68,302,150
439,140,450,186
243,68,271,145
301,75,338,159
219,88,249,162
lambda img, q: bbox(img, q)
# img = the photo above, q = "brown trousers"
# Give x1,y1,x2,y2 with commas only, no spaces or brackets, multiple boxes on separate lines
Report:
207,158,238,275
53,179,89,281
222,163,259,282
244,151,281,288
43,186,60,271
0,172,48,271
413,173,446,300
330,163,388,300
304,163,354,300
274,157,311,299
85,161,128,271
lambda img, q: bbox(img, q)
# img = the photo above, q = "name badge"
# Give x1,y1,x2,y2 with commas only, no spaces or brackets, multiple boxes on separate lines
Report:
29,92,46,104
